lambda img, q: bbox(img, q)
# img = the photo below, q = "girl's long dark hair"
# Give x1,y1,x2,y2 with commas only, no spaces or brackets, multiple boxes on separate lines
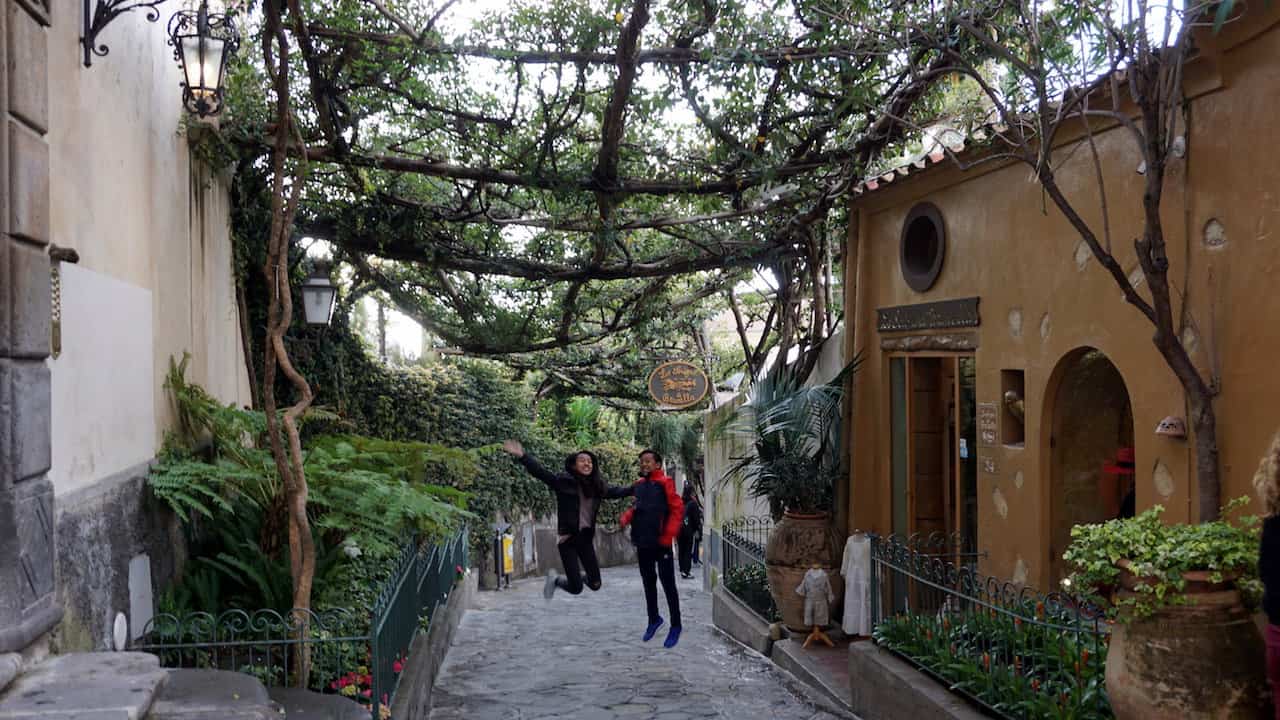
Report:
564,450,605,498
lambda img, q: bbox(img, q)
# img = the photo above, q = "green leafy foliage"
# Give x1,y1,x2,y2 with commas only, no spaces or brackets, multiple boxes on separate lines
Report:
1062,497,1260,620
146,457,240,523
723,563,779,623
638,412,704,485
304,437,471,557
150,358,470,613
276,314,648,559
565,397,603,447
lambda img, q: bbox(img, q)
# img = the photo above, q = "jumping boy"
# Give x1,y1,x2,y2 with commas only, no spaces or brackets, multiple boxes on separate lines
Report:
619,449,684,648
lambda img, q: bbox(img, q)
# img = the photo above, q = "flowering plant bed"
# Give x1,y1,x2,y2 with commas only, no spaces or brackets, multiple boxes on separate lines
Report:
874,606,1112,720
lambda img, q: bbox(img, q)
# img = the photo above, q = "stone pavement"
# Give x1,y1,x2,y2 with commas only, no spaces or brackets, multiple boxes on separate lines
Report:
428,565,854,720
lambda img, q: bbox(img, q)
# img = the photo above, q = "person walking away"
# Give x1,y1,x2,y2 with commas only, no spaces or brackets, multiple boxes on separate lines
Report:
677,484,702,578
620,449,684,647
1255,431,1280,720
501,439,634,598
689,488,704,567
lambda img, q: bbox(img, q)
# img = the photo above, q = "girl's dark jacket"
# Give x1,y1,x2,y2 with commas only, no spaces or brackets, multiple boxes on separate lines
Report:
517,452,634,536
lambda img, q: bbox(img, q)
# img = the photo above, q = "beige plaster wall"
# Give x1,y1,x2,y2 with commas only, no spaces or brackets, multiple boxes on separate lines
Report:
45,0,250,496
846,8,1280,590
704,396,772,527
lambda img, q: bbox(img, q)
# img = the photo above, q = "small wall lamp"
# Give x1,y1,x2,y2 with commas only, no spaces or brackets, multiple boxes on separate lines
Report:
82,0,240,118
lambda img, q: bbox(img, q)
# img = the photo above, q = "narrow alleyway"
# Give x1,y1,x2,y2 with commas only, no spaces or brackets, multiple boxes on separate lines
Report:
428,566,851,720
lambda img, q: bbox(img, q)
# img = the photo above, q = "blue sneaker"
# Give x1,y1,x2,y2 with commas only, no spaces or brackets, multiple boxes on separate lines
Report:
663,626,682,648
643,617,664,642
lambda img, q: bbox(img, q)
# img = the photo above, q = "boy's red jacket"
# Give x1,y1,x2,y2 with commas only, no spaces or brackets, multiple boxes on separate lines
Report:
619,469,684,547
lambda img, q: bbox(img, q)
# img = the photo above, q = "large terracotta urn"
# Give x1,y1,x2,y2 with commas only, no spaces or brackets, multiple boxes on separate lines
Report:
1105,565,1269,719
764,511,844,632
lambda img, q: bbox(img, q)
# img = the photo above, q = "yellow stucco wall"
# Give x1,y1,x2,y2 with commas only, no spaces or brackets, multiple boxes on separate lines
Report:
846,8,1280,590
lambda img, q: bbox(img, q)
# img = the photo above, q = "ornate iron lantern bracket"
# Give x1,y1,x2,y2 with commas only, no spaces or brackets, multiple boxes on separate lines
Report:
81,0,172,67
80,0,240,118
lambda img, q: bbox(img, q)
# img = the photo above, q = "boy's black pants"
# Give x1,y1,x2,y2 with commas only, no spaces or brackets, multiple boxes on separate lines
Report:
637,545,681,627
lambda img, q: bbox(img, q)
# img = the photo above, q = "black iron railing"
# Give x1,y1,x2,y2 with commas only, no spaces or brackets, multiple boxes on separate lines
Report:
718,516,777,621
722,515,772,554
132,526,469,719
869,533,1112,719
898,530,989,569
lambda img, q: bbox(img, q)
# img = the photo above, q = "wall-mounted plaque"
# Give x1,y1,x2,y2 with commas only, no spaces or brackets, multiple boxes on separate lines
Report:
977,402,999,447
647,361,710,409
876,297,981,333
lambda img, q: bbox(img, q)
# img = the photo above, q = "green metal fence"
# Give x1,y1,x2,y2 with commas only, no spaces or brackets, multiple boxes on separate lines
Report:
370,525,469,710
132,525,469,719
869,533,1112,719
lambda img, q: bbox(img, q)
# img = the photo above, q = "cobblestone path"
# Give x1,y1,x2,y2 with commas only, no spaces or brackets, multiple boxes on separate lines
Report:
428,565,851,720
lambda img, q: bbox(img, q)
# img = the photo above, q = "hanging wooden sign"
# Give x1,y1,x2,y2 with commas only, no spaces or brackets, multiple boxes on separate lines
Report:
647,361,710,409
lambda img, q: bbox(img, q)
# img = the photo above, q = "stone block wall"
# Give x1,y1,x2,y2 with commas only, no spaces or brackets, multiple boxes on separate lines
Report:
0,0,60,655
54,468,184,651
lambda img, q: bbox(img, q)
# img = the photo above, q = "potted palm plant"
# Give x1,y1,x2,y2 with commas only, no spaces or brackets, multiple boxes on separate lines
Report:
719,357,857,631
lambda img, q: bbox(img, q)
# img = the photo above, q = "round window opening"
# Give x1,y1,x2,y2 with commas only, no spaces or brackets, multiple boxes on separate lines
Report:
900,202,946,292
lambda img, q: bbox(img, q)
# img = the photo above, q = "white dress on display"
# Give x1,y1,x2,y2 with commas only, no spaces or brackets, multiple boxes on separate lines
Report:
841,533,871,636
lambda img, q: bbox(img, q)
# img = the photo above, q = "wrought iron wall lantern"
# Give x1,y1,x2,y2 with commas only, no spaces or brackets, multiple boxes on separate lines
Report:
301,261,338,326
82,0,240,118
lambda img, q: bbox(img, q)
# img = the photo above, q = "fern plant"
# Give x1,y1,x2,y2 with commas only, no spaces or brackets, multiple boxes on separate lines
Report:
148,457,240,523
151,356,474,613
304,438,471,556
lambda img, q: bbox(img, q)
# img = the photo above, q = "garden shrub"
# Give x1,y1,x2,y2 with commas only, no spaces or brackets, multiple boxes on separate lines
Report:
723,563,779,622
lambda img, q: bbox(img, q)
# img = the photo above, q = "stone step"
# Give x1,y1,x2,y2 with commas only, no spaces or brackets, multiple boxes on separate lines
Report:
268,688,368,720
0,653,366,720
144,669,278,720
0,652,168,720
0,656,20,696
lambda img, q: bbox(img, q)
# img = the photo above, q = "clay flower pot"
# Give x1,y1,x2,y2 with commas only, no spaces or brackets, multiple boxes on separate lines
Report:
1105,560,1267,719
764,511,844,632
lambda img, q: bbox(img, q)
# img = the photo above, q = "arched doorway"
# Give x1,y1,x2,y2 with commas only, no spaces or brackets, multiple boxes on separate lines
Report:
1046,348,1134,584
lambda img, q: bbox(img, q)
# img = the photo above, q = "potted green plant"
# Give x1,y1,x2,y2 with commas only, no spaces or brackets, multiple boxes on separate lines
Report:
1062,498,1267,719
717,356,858,631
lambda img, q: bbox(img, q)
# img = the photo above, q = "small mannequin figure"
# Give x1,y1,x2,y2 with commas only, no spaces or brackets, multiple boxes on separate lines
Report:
795,564,835,649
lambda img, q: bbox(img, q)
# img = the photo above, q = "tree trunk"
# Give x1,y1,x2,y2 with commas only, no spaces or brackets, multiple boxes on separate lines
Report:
237,282,261,410
262,0,316,686
377,300,388,362
1131,61,1221,521
1190,390,1221,521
